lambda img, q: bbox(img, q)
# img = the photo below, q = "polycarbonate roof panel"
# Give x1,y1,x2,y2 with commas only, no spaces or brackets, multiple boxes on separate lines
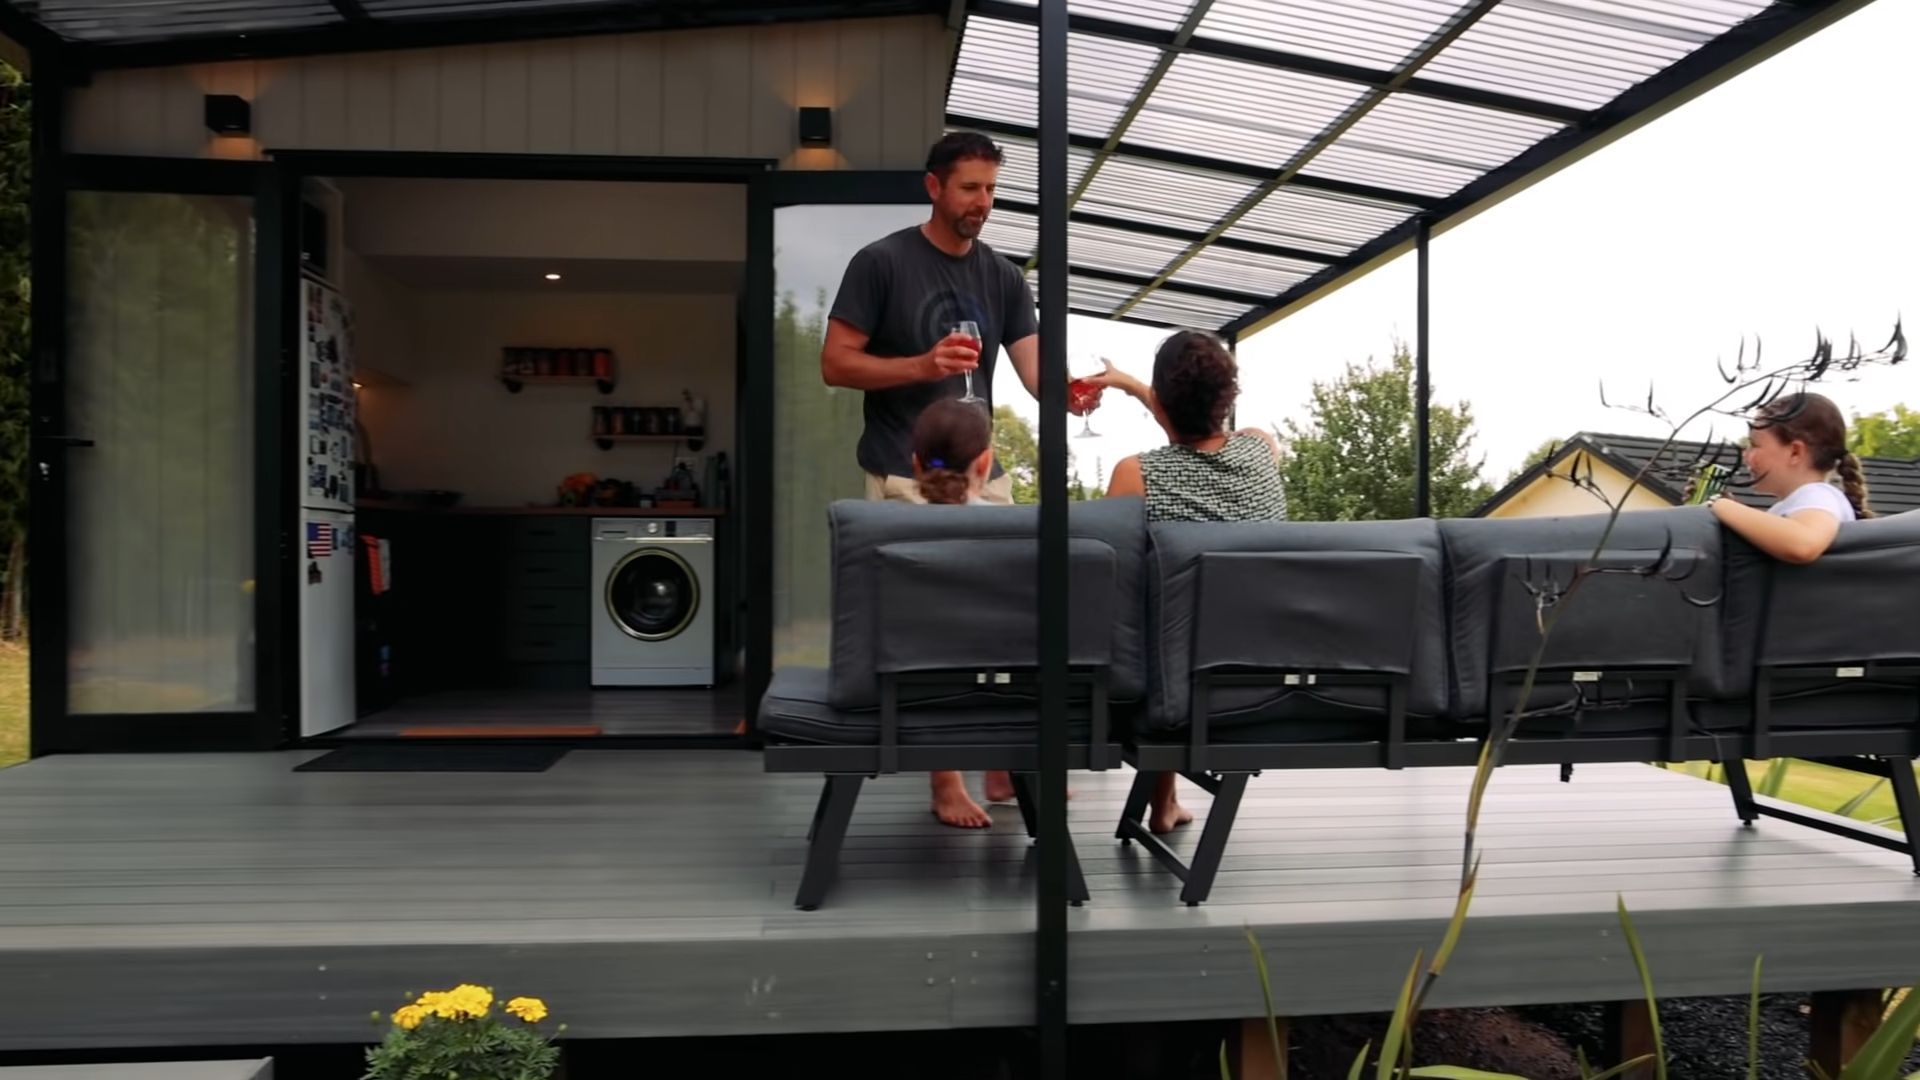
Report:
1304,91,1568,197
1227,186,1420,257
1075,156,1259,234
362,0,610,14
21,0,338,42
980,207,1040,263
1026,271,1150,316
1068,223,1194,276
1122,289,1258,329
1422,0,1774,110
1170,245,1325,298
988,0,1198,32
982,133,1097,206
1197,0,1460,69
1123,52,1368,167
949,19,1163,139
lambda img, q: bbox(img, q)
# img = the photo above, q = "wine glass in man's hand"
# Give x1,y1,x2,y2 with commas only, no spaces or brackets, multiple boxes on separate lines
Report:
951,321,984,403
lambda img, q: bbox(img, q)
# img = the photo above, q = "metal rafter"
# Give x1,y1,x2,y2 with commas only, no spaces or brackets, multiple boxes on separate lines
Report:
1221,0,1874,340
991,196,1333,267
1111,0,1504,320
952,113,1437,210
966,0,1588,125
998,255,1270,308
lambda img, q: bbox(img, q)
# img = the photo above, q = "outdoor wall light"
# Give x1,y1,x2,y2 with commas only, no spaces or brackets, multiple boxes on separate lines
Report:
797,107,832,147
203,94,251,137
544,272,562,281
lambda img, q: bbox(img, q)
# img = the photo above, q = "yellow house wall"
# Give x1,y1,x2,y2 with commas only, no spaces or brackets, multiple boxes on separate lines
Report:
1484,452,1677,519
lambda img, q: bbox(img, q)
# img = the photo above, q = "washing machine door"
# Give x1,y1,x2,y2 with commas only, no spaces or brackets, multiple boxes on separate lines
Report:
605,545,701,642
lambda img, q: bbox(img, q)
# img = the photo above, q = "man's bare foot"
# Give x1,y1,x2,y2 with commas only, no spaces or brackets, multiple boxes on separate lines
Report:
931,771,992,829
983,770,1016,803
1149,797,1195,835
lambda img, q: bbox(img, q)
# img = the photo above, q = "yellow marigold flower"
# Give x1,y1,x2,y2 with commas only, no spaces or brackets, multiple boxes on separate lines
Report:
415,984,492,1021
392,1004,428,1031
505,997,549,1023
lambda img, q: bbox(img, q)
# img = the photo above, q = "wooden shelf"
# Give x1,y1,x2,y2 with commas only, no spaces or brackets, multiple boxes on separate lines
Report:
501,374,615,394
594,433,705,451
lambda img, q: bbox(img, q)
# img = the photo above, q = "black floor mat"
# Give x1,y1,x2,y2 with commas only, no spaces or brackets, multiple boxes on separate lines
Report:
293,745,569,773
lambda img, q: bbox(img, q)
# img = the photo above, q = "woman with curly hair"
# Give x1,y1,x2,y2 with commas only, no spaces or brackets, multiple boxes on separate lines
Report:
1085,328,1287,833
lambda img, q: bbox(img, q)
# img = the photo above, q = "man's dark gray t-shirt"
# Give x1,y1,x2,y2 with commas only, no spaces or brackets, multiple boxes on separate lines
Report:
828,225,1037,478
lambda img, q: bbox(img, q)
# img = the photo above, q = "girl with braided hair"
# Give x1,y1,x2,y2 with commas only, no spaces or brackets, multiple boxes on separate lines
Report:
1706,391,1871,564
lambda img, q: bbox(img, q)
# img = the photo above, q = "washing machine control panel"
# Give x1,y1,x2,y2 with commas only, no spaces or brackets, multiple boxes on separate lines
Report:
593,518,715,541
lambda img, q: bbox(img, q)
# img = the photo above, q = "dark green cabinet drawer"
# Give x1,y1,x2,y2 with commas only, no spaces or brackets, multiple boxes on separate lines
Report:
508,586,583,627
507,516,588,552
505,622,589,663
505,550,589,589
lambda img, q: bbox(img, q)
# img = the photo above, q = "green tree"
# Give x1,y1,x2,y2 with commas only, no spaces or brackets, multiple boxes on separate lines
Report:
990,405,1095,504
1505,437,1564,484
0,63,28,639
1280,343,1494,521
1849,404,1920,459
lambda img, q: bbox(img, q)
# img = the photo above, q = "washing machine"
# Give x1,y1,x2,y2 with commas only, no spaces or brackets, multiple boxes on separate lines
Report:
591,517,715,687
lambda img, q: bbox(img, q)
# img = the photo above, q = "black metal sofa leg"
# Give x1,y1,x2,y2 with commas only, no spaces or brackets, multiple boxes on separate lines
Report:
1116,768,1156,842
1887,758,1920,877
1011,772,1090,906
794,774,865,911
1721,758,1759,826
1180,772,1251,906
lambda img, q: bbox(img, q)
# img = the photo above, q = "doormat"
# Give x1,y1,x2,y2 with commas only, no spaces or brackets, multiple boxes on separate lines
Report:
397,725,603,738
293,745,569,773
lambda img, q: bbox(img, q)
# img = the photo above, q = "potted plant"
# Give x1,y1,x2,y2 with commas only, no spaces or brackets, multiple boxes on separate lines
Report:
365,984,562,1080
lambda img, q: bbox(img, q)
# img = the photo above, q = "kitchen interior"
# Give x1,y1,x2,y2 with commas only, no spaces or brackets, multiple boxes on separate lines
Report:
299,175,746,741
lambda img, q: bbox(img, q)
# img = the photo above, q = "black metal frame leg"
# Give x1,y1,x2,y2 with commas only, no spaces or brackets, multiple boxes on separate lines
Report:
1722,758,1759,825
1012,773,1089,905
1887,758,1920,876
1179,772,1250,906
794,774,864,911
1116,767,1156,843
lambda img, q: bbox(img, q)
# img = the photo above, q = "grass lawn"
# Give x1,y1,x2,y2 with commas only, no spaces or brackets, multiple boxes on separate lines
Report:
1673,759,1911,831
0,641,23,769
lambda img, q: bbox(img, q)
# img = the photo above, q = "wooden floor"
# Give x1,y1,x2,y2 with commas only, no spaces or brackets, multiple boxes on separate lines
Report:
0,751,1917,1052
340,687,744,739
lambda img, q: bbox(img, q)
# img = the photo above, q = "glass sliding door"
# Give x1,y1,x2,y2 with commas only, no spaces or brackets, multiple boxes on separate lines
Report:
64,191,258,715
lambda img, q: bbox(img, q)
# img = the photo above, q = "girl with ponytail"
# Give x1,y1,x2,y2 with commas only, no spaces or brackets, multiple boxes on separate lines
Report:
910,398,994,505
1706,391,1871,564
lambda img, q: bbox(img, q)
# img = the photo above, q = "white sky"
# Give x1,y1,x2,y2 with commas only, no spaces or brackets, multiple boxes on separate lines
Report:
993,0,1920,489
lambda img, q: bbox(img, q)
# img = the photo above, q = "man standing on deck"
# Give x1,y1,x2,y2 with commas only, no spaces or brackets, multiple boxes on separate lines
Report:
820,131,1045,828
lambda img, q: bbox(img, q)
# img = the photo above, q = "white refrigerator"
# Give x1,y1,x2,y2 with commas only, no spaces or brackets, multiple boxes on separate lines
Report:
300,275,357,737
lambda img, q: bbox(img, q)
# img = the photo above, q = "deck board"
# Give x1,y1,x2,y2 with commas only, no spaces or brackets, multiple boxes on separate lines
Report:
0,751,1916,1049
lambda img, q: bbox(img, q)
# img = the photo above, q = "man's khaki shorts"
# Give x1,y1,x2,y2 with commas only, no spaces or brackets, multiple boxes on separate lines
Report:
864,472,1014,505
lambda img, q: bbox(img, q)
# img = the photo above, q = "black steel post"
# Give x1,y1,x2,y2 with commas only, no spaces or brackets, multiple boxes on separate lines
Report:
1414,216,1432,518
1036,0,1071,1073
26,51,69,756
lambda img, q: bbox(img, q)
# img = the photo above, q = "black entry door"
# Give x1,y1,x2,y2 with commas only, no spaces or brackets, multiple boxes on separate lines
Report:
30,156,292,753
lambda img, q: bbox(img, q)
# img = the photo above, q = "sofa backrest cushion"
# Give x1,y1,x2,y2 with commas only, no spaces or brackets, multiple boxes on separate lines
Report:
1760,509,1920,668
1145,518,1449,731
827,497,1147,710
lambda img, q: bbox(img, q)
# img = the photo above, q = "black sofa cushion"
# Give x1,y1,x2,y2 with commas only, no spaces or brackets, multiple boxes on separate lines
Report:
759,666,1095,746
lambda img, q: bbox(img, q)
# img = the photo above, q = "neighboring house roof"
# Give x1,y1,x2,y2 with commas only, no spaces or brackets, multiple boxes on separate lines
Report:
1475,431,1920,518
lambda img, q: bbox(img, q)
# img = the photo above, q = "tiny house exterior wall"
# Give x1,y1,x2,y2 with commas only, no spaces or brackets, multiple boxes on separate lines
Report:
64,15,953,169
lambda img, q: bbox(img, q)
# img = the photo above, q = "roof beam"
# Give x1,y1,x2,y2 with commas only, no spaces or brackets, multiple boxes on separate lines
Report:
991,196,1333,268
967,0,1588,126
1111,0,1503,321
1222,0,1879,340
0,0,67,62
74,0,946,70
950,112,1437,210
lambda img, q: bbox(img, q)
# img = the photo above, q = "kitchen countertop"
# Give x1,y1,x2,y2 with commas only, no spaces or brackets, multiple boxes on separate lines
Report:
357,499,724,518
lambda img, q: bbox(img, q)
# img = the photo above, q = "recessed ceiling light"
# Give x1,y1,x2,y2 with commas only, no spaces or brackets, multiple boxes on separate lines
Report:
544,272,562,281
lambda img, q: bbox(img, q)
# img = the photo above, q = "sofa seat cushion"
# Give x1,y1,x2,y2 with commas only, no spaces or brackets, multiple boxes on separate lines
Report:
759,666,1099,746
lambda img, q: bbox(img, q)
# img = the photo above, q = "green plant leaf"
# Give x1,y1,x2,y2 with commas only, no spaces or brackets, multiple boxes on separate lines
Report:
1348,1041,1372,1080
1245,926,1285,1072
1757,758,1793,798
1586,1056,1658,1080
1378,951,1424,1080
1836,779,1888,819
1577,1046,1594,1080
1219,1039,1231,1080
1838,980,1920,1080
1809,1063,1836,1080
1616,896,1668,1080
1407,1068,1529,1079
1748,955,1762,1080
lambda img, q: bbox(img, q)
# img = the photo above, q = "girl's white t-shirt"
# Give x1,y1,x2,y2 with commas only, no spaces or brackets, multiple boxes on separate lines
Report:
1768,480,1856,523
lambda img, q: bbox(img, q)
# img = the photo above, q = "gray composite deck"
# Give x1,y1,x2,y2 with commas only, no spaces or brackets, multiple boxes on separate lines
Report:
0,751,1917,1051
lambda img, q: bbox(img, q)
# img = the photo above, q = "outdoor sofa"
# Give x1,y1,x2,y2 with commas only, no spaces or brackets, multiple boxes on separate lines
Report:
761,501,1920,909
